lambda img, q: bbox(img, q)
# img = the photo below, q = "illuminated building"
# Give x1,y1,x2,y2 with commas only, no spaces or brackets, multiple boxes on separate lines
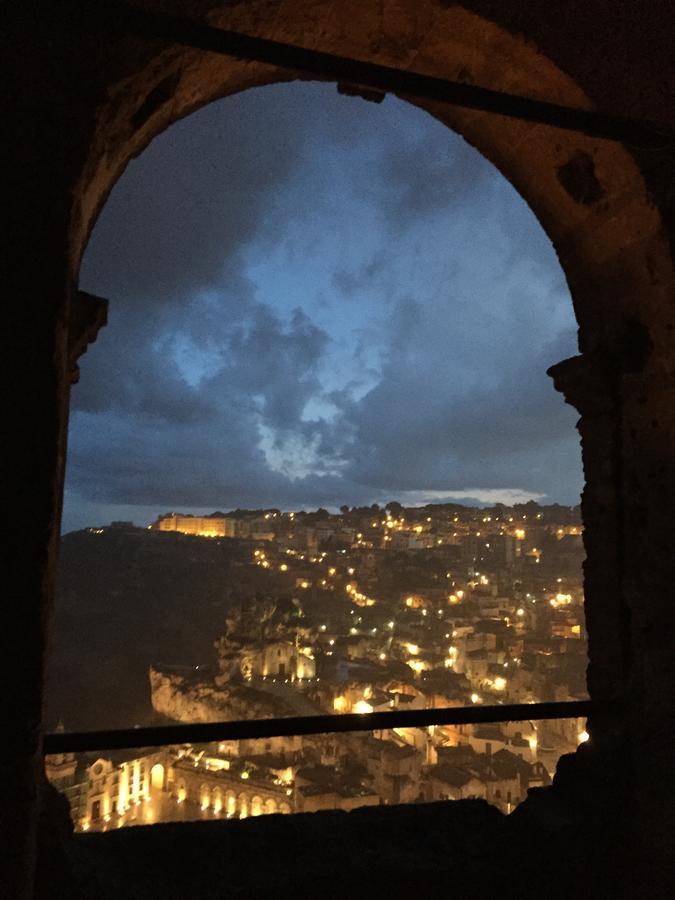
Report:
254,641,316,681
153,513,235,538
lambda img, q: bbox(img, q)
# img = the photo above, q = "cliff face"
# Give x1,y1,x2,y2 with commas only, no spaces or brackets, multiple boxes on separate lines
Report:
48,528,279,731
149,667,292,723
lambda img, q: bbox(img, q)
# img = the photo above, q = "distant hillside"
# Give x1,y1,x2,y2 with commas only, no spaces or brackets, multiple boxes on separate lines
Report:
46,527,272,732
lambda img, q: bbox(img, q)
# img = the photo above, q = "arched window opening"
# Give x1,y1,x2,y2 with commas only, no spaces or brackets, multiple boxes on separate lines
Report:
199,784,211,811
49,81,588,829
150,763,164,790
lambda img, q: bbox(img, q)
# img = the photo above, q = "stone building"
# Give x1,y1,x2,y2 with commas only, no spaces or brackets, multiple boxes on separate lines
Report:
80,753,166,831
43,745,87,830
170,756,293,819
245,640,316,681
363,738,422,805
294,764,380,814
5,1,675,897
427,766,487,803
46,746,295,832
153,513,235,538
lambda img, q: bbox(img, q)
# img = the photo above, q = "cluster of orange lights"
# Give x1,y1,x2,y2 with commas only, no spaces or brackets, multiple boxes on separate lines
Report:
345,582,376,607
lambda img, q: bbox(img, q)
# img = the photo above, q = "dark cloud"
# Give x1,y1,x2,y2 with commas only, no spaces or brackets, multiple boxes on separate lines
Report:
80,89,311,305
374,127,496,226
63,83,582,532
68,297,333,504
331,255,388,297
329,327,579,498
217,305,329,431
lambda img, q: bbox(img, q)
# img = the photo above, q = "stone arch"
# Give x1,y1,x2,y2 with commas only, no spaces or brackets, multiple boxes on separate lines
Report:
64,6,675,862
70,7,672,761
238,793,250,819
264,798,278,815
199,784,211,811
279,802,292,815
225,790,237,818
175,779,187,804
212,786,223,815
250,796,263,817
150,763,164,790
4,2,675,896
69,7,674,727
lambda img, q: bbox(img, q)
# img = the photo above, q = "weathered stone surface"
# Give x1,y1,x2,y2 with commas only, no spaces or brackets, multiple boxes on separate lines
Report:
150,667,292,722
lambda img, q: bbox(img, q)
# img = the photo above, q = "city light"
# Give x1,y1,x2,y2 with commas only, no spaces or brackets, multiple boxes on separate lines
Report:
56,500,587,832
407,660,427,675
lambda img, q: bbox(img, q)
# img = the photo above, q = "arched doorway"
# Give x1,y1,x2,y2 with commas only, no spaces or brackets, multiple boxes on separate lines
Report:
150,763,164,790
199,784,210,812
175,779,187,804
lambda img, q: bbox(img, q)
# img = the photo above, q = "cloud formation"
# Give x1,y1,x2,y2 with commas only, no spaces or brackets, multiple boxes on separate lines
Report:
64,83,582,532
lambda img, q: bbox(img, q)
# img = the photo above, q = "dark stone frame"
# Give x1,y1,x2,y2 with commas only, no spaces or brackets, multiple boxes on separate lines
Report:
4,2,674,895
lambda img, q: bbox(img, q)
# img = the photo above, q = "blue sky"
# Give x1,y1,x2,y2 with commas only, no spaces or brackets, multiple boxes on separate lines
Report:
63,82,582,532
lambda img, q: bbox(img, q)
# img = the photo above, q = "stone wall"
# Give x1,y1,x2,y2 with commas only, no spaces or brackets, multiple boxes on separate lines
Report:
4,2,675,895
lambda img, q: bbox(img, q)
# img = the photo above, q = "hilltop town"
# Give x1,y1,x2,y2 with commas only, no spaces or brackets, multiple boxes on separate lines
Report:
48,501,588,830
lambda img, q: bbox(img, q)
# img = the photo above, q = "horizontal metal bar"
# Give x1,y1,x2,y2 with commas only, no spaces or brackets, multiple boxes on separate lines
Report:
44,700,593,754
62,1,672,149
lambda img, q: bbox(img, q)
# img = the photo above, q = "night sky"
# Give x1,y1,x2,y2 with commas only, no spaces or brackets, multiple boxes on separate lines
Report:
62,82,582,533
